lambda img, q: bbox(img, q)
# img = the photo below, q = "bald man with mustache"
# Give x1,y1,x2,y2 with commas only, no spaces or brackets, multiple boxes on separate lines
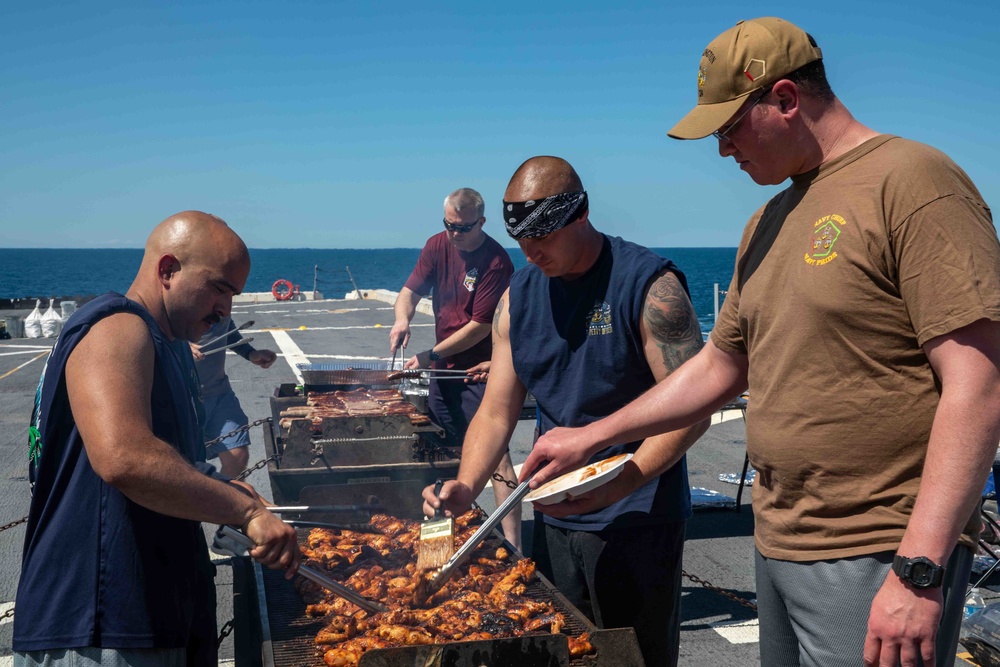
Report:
14,212,298,667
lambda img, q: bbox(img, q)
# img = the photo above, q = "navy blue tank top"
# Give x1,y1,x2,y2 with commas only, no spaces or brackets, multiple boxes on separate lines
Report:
14,293,215,651
509,235,692,530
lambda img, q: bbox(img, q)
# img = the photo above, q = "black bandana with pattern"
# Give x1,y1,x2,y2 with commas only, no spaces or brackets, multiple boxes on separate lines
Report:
503,191,588,239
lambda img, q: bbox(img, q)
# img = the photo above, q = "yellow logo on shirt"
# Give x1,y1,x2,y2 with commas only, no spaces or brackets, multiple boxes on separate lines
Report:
804,214,846,266
587,302,613,336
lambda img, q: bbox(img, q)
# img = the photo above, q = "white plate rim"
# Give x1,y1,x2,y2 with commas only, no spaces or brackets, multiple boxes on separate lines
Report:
524,452,634,505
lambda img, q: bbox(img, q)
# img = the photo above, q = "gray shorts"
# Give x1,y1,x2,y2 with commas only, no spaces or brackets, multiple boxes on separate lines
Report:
15,647,186,667
203,389,250,457
755,546,972,667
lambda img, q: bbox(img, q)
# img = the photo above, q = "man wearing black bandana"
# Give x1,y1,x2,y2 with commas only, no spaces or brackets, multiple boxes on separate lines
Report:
422,157,709,666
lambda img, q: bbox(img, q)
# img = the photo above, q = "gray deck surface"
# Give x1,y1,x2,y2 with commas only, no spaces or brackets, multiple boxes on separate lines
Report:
0,297,983,666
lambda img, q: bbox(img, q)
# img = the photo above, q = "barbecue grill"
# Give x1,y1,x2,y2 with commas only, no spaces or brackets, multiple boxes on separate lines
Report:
237,373,645,666
264,376,459,520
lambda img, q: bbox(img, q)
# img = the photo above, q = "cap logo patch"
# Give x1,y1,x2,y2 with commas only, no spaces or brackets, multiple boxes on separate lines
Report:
697,66,707,95
744,59,766,82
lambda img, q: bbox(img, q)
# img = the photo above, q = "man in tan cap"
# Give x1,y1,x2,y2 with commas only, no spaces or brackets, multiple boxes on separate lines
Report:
520,17,1000,667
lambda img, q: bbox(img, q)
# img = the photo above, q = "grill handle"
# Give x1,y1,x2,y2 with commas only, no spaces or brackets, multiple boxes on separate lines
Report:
218,525,390,613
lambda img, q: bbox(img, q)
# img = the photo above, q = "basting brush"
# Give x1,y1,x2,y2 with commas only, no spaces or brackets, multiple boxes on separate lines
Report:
415,479,455,570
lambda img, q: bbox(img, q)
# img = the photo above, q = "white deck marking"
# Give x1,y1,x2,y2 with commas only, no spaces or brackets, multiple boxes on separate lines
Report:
241,324,432,333
710,617,759,644
0,344,53,350
0,601,13,626
711,409,745,426
0,350,49,381
0,656,11,667
0,350,50,357
269,330,308,384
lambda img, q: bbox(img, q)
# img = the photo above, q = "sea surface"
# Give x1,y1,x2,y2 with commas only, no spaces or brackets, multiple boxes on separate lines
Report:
0,246,737,329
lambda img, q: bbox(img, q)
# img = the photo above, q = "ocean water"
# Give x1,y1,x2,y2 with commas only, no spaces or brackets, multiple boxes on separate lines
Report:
0,246,736,328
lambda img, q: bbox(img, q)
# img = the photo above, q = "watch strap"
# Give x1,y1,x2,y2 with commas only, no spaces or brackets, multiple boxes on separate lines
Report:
892,554,945,588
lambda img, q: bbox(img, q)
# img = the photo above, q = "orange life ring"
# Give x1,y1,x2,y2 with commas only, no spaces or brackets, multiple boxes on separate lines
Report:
272,279,296,301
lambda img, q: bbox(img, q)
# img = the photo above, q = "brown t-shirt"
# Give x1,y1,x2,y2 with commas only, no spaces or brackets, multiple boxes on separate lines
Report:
711,135,1000,561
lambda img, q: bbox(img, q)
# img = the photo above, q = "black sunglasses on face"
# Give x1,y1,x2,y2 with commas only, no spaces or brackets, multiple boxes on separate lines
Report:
443,219,480,233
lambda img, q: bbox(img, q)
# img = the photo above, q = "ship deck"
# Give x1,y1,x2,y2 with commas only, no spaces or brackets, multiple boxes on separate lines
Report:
0,294,978,666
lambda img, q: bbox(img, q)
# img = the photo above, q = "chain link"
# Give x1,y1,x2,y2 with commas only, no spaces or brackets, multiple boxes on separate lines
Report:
491,471,518,490
235,454,281,481
205,417,272,449
1,606,14,622
682,570,757,611
421,436,519,489
216,618,234,647
0,515,29,533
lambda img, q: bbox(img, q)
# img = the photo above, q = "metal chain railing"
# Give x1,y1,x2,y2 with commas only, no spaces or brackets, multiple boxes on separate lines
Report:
682,570,757,611
235,454,281,481
1,606,14,622
206,417,273,449
216,618,234,647
0,515,28,533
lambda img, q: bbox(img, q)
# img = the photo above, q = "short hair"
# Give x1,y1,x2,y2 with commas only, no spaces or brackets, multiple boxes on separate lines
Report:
785,44,835,103
444,188,485,219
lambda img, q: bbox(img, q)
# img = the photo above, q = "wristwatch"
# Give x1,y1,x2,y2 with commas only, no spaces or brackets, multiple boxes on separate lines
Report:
891,554,945,588
427,349,441,362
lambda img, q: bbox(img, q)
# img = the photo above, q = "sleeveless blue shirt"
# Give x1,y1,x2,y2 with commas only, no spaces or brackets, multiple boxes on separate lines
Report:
509,235,692,530
14,293,216,651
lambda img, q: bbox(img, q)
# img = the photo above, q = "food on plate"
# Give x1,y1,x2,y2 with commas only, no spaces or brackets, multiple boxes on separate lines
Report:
524,452,633,505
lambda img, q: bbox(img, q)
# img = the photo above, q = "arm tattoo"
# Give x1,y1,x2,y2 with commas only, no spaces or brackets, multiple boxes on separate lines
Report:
643,273,704,373
493,297,504,338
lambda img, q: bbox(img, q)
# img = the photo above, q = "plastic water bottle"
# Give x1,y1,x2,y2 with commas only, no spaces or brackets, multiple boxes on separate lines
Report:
965,587,986,619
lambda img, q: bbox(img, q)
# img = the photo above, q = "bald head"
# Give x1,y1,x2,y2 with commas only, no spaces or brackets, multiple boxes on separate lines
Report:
130,211,251,341
143,210,248,274
505,156,584,202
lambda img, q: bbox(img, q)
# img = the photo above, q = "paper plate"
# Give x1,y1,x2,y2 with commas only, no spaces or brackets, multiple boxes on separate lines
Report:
524,453,634,506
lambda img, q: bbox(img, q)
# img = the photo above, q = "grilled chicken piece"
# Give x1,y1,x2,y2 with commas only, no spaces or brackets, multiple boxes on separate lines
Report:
322,636,391,667
568,632,596,657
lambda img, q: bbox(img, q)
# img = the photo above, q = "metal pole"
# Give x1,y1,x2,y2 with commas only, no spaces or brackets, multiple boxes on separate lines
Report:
714,283,720,325
313,265,318,295
346,266,363,299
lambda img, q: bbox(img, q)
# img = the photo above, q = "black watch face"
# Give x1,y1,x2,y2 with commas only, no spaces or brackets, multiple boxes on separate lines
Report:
909,561,934,586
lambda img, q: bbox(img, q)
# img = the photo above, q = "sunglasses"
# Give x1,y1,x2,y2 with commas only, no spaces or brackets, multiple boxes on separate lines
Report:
443,219,480,233
712,87,772,143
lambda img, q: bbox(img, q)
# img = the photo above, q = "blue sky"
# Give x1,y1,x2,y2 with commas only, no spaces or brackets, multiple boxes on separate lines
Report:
3,1,998,249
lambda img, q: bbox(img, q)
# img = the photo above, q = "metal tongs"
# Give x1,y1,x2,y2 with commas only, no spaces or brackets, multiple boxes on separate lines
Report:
421,472,536,598
218,525,389,613
199,319,255,348
200,337,254,357
267,504,381,514
386,368,475,382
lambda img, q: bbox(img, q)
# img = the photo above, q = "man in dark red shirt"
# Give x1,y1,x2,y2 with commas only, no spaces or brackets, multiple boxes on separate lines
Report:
390,187,521,548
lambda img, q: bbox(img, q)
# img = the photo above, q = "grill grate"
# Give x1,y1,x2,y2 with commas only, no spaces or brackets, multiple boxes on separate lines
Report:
257,554,599,667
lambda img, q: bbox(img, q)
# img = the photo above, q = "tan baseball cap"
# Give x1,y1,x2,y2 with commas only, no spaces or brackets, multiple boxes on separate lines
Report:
668,17,822,140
